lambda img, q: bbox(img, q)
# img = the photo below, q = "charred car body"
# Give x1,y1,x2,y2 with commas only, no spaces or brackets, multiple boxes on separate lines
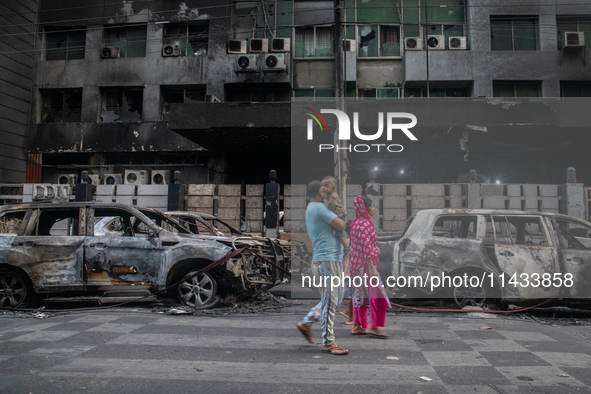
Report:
392,209,591,306
0,202,291,308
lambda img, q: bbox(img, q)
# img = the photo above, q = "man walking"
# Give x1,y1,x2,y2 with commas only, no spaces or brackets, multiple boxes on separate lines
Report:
297,180,348,355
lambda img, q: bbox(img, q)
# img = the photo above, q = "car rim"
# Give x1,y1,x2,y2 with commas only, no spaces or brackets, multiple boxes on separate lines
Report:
0,274,26,308
454,283,486,308
178,272,215,307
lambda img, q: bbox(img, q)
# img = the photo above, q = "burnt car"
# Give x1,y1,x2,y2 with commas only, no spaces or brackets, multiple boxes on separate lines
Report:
391,209,591,306
0,202,290,308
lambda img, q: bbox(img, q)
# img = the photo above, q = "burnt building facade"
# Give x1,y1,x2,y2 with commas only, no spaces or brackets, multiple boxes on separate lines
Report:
2,0,591,186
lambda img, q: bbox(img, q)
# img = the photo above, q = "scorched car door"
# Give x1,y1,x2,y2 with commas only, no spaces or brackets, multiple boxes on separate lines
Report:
492,215,560,299
85,210,163,286
554,218,591,298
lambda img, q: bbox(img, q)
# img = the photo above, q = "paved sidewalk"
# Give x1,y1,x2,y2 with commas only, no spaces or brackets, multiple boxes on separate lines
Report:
0,302,590,393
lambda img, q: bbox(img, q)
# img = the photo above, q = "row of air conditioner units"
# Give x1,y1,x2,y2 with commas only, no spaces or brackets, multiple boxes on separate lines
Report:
235,54,287,72
404,36,467,51
227,38,290,54
57,171,171,185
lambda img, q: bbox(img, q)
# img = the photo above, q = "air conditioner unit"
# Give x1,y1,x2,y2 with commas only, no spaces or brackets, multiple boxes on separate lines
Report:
88,174,100,185
271,37,290,52
343,39,357,52
249,38,268,53
162,41,182,57
449,36,467,50
427,35,445,50
564,32,585,48
104,174,123,185
235,54,259,72
227,39,247,54
101,46,120,59
151,170,169,185
205,94,221,103
404,37,423,51
262,53,286,72
57,174,78,185
124,170,148,185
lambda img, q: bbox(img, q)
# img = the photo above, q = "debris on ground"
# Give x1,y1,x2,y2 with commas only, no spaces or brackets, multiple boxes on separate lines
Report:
152,292,297,316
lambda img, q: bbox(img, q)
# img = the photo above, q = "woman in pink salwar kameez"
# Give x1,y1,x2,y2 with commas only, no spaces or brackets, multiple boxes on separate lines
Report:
349,195,391,338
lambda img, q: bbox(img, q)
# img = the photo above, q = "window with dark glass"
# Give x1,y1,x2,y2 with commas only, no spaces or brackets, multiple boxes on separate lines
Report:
403,87,468,98
100,88,143,122
493,81,540,97
40,89,82,123
560,81,591,97
103,24,147,58
161,85,207,120
490,16,538,51
226,83,291,102
45,27,86,60
556,16,591,50
163,22,209,56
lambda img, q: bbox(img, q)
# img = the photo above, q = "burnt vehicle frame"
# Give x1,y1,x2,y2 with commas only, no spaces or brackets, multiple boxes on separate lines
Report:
0,202,290,308
391,209,591,307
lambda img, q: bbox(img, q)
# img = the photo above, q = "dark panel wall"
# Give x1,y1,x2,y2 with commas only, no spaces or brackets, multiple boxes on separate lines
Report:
0,0,37,183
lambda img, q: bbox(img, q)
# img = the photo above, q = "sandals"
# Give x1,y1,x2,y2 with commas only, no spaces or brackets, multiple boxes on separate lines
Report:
367,329,389,339
297,322,313,344
322,343,349,355
351,328,366,335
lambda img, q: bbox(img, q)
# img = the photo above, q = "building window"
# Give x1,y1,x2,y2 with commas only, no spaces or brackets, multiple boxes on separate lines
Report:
403,87,468,98
40,89,82,123
561,81,591,97
232,1,291,42
161,86,207,120
163,22,209,57
100,88,143,122
295,26,334,58
493,81,540,97
294,88,334,101
490,16,538,51
358,25,401,57
358,88,401,99
103,24,147,58
226,83,291,102
557,16,591,50
45,27,85,60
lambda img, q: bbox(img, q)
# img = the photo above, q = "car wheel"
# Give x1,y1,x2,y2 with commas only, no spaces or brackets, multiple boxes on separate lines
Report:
453,280,487,308
0,270,34,308
177,271,218,309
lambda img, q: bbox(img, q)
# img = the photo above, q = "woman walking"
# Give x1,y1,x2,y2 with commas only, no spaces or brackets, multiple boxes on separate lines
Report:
349,195,391,338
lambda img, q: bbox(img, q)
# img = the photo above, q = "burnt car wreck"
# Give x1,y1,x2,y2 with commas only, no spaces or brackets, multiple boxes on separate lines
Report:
0,202,295,308
392,209,591,307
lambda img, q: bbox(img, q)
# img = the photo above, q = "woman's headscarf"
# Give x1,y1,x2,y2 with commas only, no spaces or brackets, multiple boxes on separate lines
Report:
349,195,379,273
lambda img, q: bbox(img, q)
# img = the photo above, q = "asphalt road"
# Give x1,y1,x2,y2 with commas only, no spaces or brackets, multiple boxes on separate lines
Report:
1,301,591,394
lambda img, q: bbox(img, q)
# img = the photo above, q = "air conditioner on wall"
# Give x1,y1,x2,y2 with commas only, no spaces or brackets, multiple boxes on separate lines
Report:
162,41,181,56
103,174,123,185
227,39,247,54
101,46,120,59
404,37,423,51
57,174,78,185
151,170,169,185
343,39,357,52
88,174,100,185
449,36,467,50
262,53,286,71
564,32,585,48
124,170,148,185
271,37,290,52
235,54,259,72
249,38,268,53
427,35,445,50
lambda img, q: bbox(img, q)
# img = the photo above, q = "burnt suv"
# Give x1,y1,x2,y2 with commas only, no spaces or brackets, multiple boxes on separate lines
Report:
392,209,591,306
0,202,290,308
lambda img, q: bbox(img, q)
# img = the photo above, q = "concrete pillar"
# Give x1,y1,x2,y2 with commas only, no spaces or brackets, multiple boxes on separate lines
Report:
265,170,280,238
560,167,585,219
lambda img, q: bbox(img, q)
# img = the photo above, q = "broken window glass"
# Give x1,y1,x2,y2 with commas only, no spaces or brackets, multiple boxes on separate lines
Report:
45,27,86,60
0,211,25,234
358,25,400,57
101,89,143,122
41,89,82,123
164,22,209,56
161,85,206,120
